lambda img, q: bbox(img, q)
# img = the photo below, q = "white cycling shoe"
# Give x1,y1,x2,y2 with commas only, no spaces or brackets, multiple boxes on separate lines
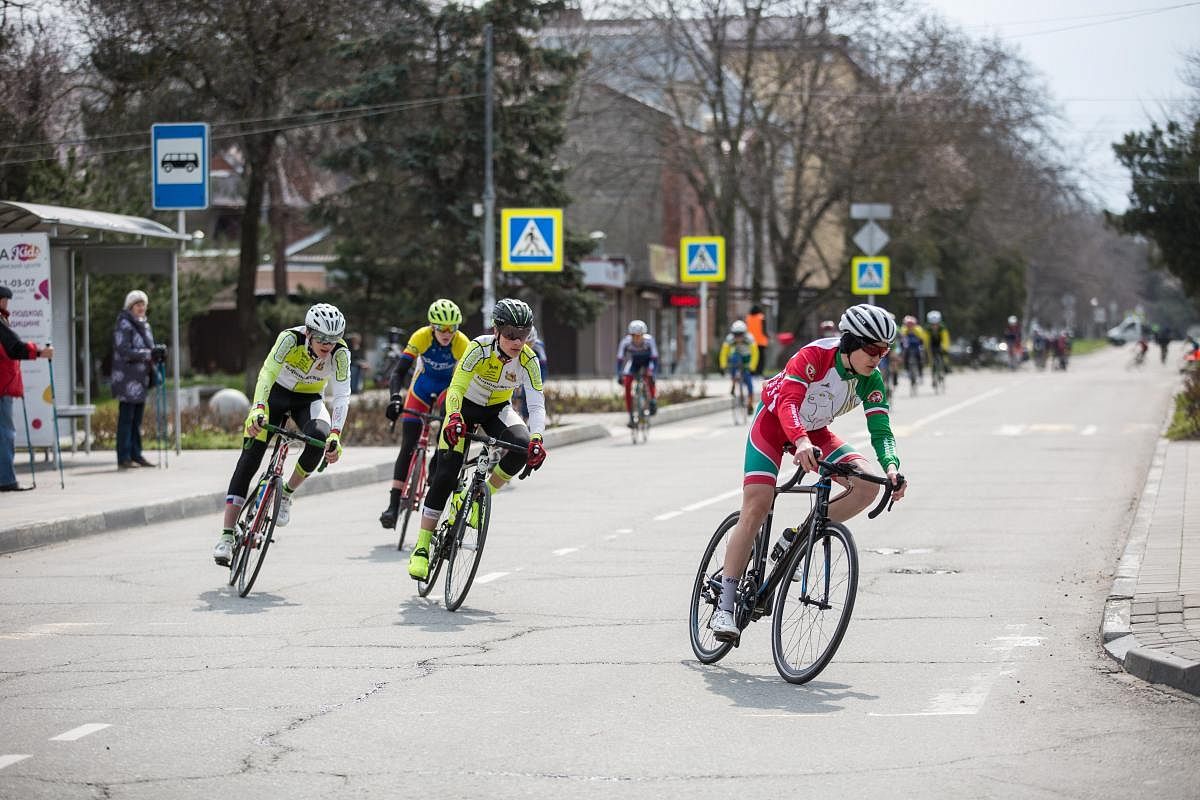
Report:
277,493,293,527
710,609,740,643
212,537,234,567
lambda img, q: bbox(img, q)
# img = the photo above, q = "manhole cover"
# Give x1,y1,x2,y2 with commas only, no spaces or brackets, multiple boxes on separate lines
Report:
891,567,959,575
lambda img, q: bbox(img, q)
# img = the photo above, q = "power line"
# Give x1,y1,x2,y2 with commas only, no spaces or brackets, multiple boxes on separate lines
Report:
0,93,483,165
998,2,1200,40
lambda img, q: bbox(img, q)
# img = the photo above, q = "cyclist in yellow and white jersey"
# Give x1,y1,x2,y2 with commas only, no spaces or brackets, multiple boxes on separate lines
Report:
407,298,548,580
211,303,350,566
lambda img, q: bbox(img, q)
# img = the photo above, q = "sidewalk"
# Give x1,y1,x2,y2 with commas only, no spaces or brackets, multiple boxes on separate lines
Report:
1103,437,1200,695
0,394,728,555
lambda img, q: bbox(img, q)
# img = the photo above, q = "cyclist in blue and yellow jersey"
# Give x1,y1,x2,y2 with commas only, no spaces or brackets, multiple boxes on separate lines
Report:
719,320,759,414
378,299,471,530
211,303,349,566
898,315,927,382
407,298,548,581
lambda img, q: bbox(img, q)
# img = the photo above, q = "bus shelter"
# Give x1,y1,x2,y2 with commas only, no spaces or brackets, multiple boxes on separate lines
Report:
0,201,189,453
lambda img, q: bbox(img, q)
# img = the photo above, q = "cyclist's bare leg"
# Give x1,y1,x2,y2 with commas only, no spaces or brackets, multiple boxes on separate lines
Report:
826,468,882,523
720,484,775,580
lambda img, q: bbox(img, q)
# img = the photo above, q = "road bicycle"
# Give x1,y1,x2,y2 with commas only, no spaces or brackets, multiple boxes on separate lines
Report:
389,409,441,552
416,429,528,611
688,453,902,684
228,422,328,598
930,351,946,394
730,364,749,425
904,353,921,396
630,369,651,445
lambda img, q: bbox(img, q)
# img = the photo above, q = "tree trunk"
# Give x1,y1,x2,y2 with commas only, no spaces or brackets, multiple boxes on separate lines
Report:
268,165,289,302
238,134,275,395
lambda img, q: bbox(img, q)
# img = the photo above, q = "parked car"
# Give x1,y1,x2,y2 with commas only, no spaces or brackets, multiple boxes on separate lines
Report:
1107,315,1145,345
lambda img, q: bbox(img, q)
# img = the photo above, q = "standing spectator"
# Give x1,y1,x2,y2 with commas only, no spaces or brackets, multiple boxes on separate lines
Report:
0,284,54,491
745,305,769,375
111,290,156,469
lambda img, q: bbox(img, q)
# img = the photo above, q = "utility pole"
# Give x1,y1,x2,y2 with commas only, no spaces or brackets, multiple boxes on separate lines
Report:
482,22,496,328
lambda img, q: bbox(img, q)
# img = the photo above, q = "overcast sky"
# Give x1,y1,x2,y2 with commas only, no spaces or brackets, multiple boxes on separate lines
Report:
919,0,1200,212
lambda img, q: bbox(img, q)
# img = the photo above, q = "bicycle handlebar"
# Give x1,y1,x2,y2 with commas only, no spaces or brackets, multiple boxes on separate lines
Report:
776,447,904,519
245,421,331,471
461,429,527,453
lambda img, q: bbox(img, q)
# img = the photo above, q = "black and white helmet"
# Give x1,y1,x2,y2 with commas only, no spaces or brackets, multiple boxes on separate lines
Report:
305,303,346,338
838,303,897,343
492,298,534,328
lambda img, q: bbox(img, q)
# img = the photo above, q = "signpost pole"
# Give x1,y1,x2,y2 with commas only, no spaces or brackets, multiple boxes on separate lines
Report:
482,23,496,328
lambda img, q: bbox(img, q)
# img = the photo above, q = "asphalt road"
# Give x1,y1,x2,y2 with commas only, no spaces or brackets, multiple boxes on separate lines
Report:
2,348,1198,798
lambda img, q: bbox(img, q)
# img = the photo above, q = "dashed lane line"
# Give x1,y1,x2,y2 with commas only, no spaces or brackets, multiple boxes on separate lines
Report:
475,572,509,584
553,548,579,556
0,755,31,771
50,724,111,742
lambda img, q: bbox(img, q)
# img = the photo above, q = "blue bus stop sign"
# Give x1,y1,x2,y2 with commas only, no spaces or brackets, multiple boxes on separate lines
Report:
152,123,209,210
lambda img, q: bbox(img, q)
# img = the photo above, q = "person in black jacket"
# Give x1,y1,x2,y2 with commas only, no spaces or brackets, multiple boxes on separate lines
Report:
0,284,54,491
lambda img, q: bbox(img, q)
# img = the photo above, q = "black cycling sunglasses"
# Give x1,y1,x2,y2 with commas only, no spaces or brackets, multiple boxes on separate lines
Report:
497,325,532,342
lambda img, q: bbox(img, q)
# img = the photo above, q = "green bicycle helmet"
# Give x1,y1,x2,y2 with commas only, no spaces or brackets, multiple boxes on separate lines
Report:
427,298,462,327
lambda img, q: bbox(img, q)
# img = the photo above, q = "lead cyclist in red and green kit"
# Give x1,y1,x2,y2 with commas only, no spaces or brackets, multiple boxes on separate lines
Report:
710,303,908,642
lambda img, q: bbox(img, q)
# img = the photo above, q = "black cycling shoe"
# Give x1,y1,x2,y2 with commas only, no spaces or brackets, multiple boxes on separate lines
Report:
379,508,398,529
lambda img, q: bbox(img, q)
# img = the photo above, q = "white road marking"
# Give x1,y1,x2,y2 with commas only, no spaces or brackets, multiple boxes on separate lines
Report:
50,723,110,742
1081,425,1097,436
0,622,108,641
615,528,633,533
474,572,508,584
996,424,1026,436
905,386,1008,431
742,713,831,718
0,755,31,770
1028,423,1075,433
681,488,742,512
871,624,1041,717
603,535,619,541
552,548,579,556
654,510,683,521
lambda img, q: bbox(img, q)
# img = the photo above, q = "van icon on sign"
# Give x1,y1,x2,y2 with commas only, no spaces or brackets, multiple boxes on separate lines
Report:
160,153,199,173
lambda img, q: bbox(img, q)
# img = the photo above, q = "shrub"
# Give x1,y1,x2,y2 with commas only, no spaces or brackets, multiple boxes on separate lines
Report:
1166,364,1200,440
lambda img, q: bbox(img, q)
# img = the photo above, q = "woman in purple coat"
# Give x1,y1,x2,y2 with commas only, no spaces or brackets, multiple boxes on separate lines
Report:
111,290,156,468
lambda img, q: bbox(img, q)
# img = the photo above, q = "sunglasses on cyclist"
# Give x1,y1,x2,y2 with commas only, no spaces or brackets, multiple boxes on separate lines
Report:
307,330,339,345
432,324,458,335
497,325,532,342
860,342,890,358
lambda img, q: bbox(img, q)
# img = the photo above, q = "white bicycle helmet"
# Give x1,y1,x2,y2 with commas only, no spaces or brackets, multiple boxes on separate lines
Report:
926,309,943,325
838,303,897,343
628,320,648,335
730,320,748,334
305,303,346,338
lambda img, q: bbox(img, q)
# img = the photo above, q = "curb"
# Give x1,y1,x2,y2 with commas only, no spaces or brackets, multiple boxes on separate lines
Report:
1100,434,1200,696
0,399,724,554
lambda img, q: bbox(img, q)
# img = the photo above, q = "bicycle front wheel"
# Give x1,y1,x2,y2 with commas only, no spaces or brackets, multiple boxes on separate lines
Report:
689,511,740,664
238,477,281,598
732,381,747,425
416,527,447,598
445,483,492,611
770,521,858,684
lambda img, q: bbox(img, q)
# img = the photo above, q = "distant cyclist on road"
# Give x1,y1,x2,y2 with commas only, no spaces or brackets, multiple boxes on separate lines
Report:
1004,315,1023,369
925,310,951,376
898,315,927,383
719,320,759,414
710,304,907,642
616,320,659,429
407,298,548,581
212,303,348,566
378,299,470,530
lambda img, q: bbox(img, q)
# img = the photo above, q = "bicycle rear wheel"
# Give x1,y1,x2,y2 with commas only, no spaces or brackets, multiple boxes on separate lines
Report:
397,448,425,551
445,482,492,611
238,476,281,598
689,511,740,664
732,379,747,424
770,521,858,684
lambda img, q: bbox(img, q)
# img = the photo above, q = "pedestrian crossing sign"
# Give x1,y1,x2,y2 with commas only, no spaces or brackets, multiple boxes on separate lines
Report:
851,256,890,295
502,208,563,272
680,236,725,283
